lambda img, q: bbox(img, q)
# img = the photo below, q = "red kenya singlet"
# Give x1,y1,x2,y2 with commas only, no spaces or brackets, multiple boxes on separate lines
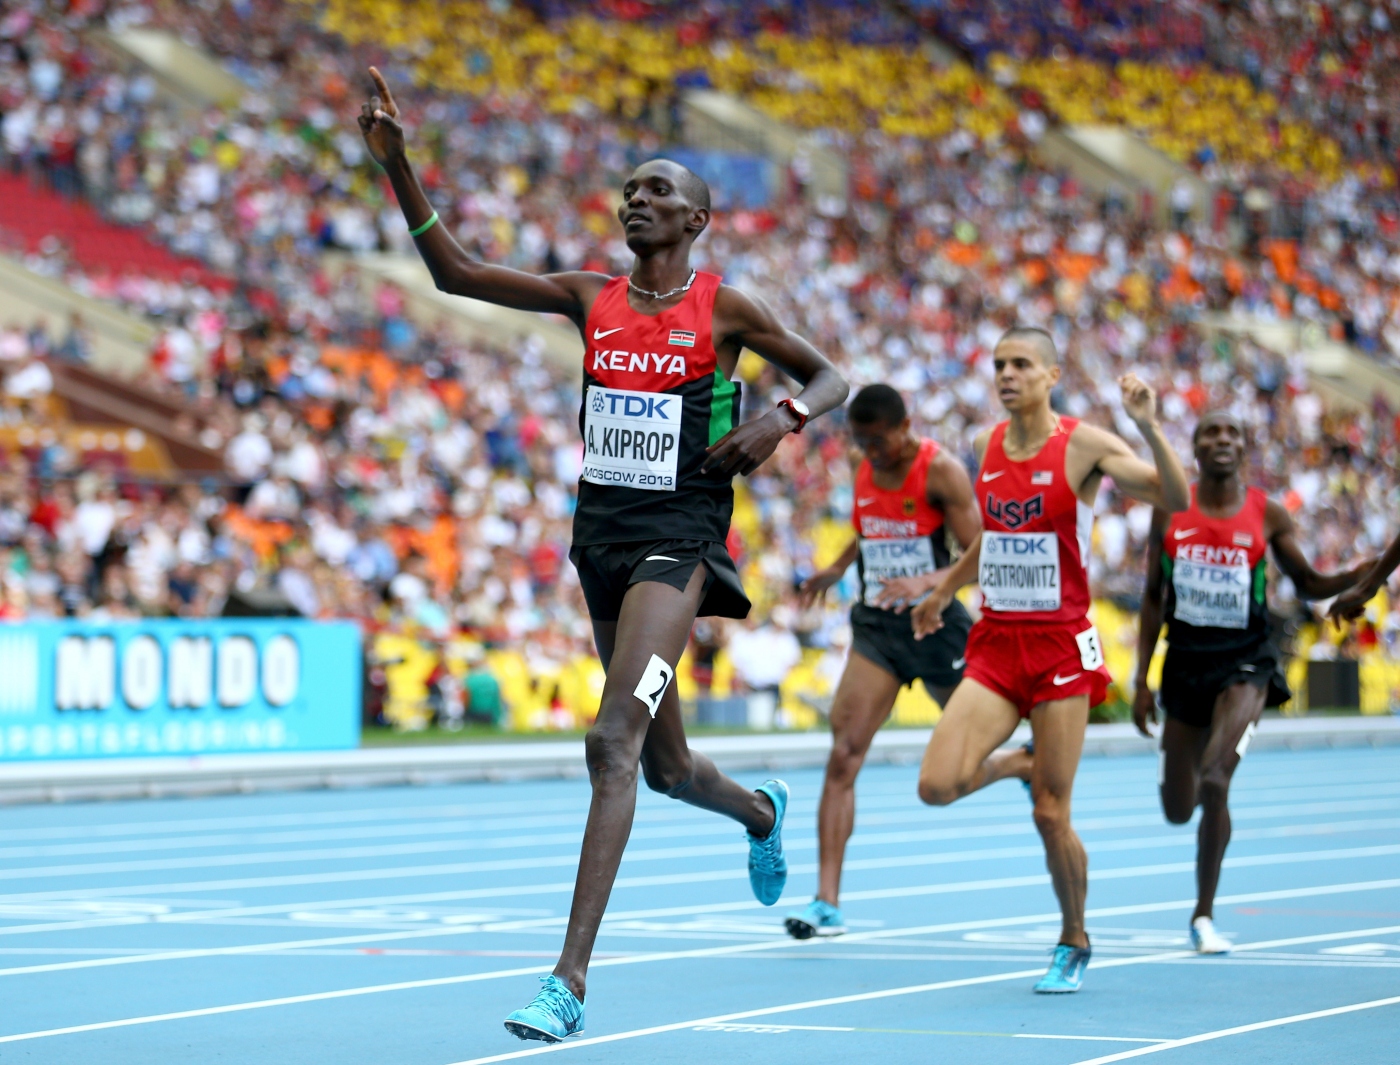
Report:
1162,485,1271,653
976,417,1092,624
573,272,742,545
852,438,951,606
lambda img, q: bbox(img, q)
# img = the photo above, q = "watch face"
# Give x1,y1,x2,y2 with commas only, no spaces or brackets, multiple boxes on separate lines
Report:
791,399,810,417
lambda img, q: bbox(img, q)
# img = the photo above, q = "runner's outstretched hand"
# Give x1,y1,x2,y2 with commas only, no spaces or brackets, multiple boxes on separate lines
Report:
910,579,953,639
1328,580,1377,624
872,569,946,613
1119,372,1157,425
1131,682,1157,738
358,66,406,168
798,567,843,610
703,407,799,477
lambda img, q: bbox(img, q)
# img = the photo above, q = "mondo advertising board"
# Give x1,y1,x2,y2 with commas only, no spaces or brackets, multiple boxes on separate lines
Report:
0,620,361,762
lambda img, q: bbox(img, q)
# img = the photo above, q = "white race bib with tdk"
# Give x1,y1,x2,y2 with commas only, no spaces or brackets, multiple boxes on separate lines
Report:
979,531,1061,612
860,536,935,606
1172,558,1250,629
582,386,682,492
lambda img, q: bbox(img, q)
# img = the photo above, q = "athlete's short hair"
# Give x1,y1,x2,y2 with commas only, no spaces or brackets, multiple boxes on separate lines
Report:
848,384,907,427
635,158,711,212
996,326,1058,366
1192,409,1246,444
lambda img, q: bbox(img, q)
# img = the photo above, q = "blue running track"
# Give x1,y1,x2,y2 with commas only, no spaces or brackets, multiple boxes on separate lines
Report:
2,745,1399,1063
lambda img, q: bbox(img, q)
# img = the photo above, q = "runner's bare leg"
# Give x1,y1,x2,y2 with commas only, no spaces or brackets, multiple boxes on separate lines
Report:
816,652,903,905
1028,696,1090,948
917,678,1023,805
1161,684,1266,921
554,566,774,1001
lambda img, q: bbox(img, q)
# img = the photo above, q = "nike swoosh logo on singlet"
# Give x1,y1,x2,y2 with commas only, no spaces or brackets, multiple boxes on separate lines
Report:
981,470,1006,482
950,657,967,670
1053,672,1083,685
1173,528,1200,540
856,497,877,506
593,327,625,340
644,555,679,562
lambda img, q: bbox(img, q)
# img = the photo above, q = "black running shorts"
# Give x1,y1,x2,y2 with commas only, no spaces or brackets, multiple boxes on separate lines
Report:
1159,642,1290,728
569,539,751,623
850,599,971,691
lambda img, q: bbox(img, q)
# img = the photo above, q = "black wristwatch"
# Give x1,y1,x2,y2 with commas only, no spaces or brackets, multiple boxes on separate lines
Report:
776,397,810,434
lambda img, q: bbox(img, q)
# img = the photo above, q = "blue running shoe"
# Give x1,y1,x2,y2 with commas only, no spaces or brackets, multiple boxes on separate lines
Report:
785,898,846,940
747,780,789,906
1021,739,1034,798
503,975,584,1042
1033,943,1091,993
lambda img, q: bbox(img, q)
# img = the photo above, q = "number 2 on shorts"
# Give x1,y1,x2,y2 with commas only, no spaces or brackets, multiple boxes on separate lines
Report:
1075,625,1105,671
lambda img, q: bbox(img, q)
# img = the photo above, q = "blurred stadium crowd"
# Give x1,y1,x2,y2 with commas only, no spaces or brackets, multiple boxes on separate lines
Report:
2,0,1400,729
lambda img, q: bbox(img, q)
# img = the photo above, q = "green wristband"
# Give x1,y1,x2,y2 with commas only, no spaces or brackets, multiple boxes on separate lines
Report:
408,211,439,238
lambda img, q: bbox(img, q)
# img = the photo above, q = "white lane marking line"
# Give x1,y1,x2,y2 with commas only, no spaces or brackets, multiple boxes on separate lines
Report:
4,882,1398,1043
5,839,1399,976
693,1023,1165,1042
5,824,1400,942
443,922,1400,1065
7,790,1400,881
1063,995,1400,1065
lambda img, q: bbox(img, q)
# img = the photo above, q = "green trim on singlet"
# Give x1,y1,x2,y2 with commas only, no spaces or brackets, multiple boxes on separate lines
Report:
1161,554,1173,584
708,370,738,446
1253,557,1268,603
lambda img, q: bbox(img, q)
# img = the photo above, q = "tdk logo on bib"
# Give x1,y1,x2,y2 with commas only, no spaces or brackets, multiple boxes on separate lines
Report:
583,386,682,492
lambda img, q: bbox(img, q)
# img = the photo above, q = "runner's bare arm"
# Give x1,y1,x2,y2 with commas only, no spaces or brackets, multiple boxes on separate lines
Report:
1266,499,1373,599
910,532,982,638
873,450,981,610
927,448,981,551
1330,526,1400,621
1132,508,1169,737
1076,374,1189,511
702,287,848,476
798,537,859,609
358,67,605,324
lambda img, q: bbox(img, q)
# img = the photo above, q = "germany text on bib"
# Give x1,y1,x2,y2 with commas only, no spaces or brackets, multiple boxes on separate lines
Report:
979,531,1061,612
582,385,682,491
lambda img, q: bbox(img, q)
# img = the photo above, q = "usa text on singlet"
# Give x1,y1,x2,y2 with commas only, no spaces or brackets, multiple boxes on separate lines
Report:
573,272,742,546
852,438,952,607
975,417,1094,624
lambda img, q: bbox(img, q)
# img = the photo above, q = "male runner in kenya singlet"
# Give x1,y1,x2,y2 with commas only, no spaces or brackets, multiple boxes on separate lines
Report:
1134,411,1370,954
359,69,849,1043
787,384,980,939
911,326,1189,994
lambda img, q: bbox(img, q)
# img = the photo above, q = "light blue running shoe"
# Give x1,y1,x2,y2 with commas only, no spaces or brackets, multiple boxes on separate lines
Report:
503,975,585,1042
1033,943,1092,993
785,898,846,940
747,780,789,905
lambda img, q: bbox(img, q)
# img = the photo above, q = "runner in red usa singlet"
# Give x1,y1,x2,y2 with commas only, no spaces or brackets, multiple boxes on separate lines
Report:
967,416,1110,715
908,327,1189,995
362,74,850,1041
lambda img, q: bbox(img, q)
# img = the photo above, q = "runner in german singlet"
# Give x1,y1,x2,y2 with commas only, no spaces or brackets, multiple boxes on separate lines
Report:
849,438,971,689
963,416,1111,717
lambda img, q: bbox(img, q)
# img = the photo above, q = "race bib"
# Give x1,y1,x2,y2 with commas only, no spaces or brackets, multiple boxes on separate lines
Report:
1075,625,1105,670
581,386,681,492
979,532,1061,612
860,536,935,607
1172,558,1250,629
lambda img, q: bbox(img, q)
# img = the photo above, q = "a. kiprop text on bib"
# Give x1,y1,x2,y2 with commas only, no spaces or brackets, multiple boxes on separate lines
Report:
1172,559,1250,629
582,385,681,492
860,536,935,607
979,531,1061,612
